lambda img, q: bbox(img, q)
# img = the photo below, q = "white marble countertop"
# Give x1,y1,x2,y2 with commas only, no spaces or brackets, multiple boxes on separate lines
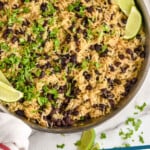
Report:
29,1,150,149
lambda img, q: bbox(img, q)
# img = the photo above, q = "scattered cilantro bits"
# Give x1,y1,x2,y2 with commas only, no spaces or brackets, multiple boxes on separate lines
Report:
100,132,107,139
56,144,65,149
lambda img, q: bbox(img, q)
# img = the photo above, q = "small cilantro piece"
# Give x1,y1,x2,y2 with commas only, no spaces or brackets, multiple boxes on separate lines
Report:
74,140,81,146
122,143,131,147
38,97,48,106
56,144,65,149
135,102,147,112
119,128,134,140
68,1,85,17
49,88,58,99
54,38,60,51
49,28,58,39
100,132,107,139
126,118,142,131
0,42,10,51
81,60,89,69
22,7,30,13
139,135,144,144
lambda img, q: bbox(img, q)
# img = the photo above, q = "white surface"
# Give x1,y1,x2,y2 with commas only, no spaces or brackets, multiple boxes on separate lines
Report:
0,112,31,150
29,0,150,149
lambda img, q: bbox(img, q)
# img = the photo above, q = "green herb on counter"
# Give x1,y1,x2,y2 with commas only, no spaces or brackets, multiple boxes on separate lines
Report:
56,144,65,149
100,132,107,139
139,135,144,144
135,102,147,112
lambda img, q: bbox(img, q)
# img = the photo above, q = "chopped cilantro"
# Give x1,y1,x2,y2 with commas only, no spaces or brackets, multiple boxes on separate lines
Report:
38,97,48,106
56,144,65,149
54,38,60,51
81,60,89,69
126,118,142,131
74,140,81,146
135,102,147,112
100,132,107,139
42,2,56,17
49,88,58,99
0,42,10,52
68,1,85,17
49,28,58,39
139,135,144,144
119,128,134,140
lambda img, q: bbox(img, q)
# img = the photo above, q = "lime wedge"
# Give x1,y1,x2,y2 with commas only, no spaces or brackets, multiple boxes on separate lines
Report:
124,6,142,40
91,143,100,150
0,70,11,86
0,81,23,102
78,129,96,150
117,0,135,16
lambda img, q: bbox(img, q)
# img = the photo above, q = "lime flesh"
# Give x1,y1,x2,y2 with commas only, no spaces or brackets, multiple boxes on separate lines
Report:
124,6,142,40
0,70,11,86
117,0,135,16
78,129,96,150
0,81,23,102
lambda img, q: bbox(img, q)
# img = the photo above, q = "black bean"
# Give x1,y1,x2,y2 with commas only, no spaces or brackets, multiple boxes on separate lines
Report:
83,29,88,38
86,6,94,13
94,44,102,51
11,36,18,43
89,45,95,50
134,46,142,55
109,65,115,72
47,94,52,100
82,16,89,27
2,28,12,39
130,77,137,85
120,65,129,73
72,109,79,116
39,71,45,78
140,51,146,58
86,84,92,90
58,85,66,93
15,110,25,117
114,78,121,85
83,71,91,80
0,1,4,9
95,70,101,75
109,99,115,109
19,98,25,103
76,27,83,33
65,33,71,43
101,88,114,100
74,34,79,42
126,48,133,55
70,54,77,64
40,3,47,11
114,61,121,67
136,34,141,40
107,78,114,87
99,104,106,111
118,54,125,60
121,17,127,24
22,19,30,26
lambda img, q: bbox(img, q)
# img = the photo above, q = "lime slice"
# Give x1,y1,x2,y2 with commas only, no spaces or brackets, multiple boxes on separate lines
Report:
91,143,100,150
117,0,135,16
0,70,11,86
78,129,96,150
124,6,142,40
0,81,23,102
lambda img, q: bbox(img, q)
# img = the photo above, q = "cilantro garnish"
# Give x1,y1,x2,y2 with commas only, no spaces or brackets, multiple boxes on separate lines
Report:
56,144,65,149
100,132,107,139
